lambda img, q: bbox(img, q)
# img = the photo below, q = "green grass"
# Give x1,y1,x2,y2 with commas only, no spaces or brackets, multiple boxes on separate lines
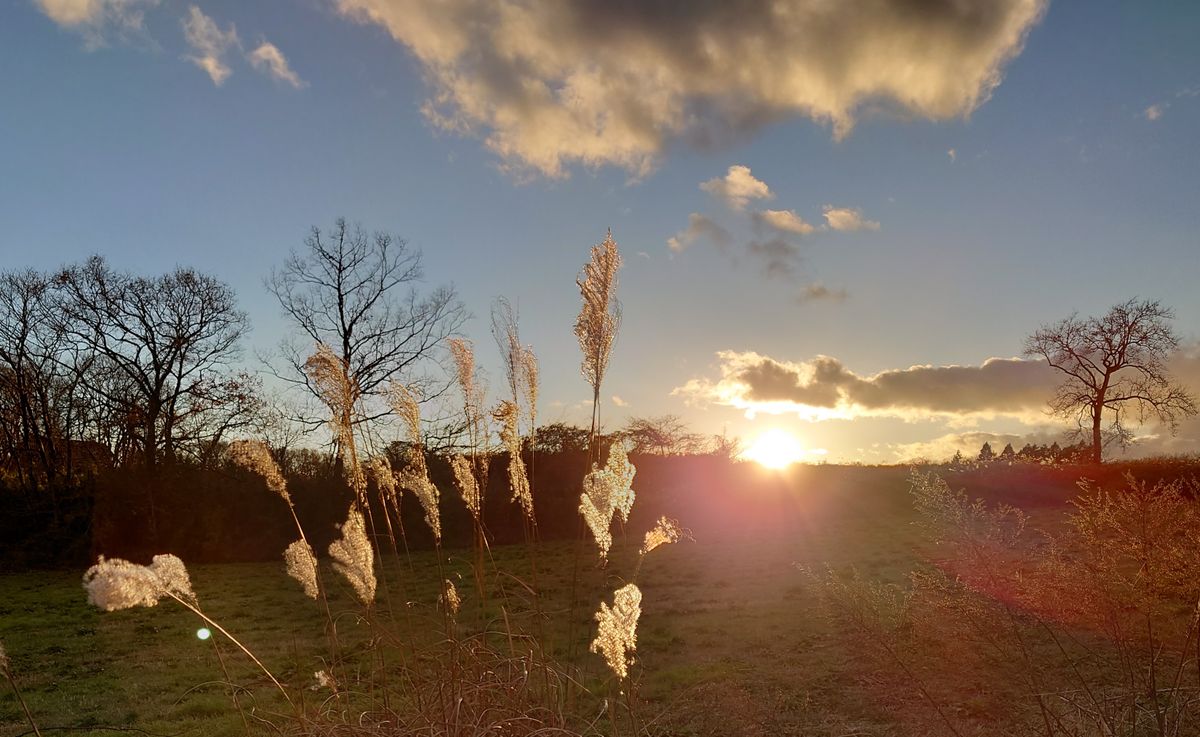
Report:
0,466,1079,736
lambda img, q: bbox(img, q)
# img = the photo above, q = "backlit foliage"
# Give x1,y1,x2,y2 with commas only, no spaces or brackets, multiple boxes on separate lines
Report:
590,583,641,681
328,506,375,606
494,399,533,520
450,453,480,519
640,516,683,556
579,443,637,562
83,554,196,611
388,380,442,541
283,539,319,600
575,232,621,405
228,439,291,505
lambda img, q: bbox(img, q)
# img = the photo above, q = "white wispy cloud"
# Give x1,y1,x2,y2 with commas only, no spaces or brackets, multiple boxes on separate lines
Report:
753,208,815,235
701,165,774,210
667,213,731,253
248,41,306,89
612,395,629,408
1144,103,1166,121
822,205,880,232
182,6,239,86
335,0,1046,177
35,0,158,48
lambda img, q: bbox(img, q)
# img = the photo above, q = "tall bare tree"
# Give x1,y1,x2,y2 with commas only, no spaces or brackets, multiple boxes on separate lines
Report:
267,218,465,435
54,257,252,468
1024,298,1196,463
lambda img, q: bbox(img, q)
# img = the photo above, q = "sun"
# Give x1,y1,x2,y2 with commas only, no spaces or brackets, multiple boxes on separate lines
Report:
742,428,807,469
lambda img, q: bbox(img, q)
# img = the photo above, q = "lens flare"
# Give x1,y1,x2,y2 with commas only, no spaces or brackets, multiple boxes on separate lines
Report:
196,627,212,641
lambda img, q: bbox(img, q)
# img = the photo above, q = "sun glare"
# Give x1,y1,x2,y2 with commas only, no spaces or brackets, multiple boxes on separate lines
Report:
742,428,807,469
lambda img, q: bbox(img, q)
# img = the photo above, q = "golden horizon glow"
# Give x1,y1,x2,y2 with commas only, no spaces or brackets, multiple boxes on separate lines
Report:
741,428,808,469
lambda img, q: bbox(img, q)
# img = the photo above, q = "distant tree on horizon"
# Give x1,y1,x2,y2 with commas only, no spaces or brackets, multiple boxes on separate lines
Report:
1025,298,1196,463
977,442,994,463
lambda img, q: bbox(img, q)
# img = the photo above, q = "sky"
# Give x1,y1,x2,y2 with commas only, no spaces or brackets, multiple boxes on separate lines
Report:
2,0,1199,462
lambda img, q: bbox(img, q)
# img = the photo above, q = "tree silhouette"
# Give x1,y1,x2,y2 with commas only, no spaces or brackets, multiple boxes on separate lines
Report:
977,442,994,463
1025,298,1196,463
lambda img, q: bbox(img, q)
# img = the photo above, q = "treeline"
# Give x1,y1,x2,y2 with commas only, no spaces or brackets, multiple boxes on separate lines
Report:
949,440,1096,468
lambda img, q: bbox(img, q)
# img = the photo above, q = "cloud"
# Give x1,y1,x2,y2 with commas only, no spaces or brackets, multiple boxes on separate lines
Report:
701,165,774,210
612,395,629,407
947,148,957,162
182,6,239,86
667,213,731,253
335,0,1046,177
1144,103,1166,121
747,238,802,279
823,205,880,231
674,351,1061,423
753,208,815,235
248,41,306,89
797,282,848,303
35,0,158,47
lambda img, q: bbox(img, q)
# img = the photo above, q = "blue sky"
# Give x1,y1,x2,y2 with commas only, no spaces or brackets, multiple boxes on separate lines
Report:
3,0,1199,461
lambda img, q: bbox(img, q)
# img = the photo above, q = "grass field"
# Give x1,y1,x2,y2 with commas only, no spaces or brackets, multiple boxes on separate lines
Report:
0,465,1127,736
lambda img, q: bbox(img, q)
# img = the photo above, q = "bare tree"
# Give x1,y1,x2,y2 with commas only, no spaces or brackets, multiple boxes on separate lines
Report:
620,415,705,456
1024,298,1196,463
267,218,465,433
54,257,252,468
0,269,81,490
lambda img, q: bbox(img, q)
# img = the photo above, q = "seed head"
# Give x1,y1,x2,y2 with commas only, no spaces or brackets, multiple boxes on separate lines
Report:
329,507,375,605
451,454,481,519
590,583,641,680
228,439,291,505
440,579,461,616
640,516,683,555
575,231,622,394
83,554,196,611
284,539,320,599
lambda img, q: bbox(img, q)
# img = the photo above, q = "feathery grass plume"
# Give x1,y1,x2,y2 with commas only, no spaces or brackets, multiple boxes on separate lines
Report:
494,400,534,520
440,579,461,616
400,466,442,541
228,439,291,505
283,539,319,599
521,345,539,434
388,380,442,541
575,230,622,439
590,583,641,680
451,453,481,519
313,670,336,692
304,343,367,502
367,455,397,502
328,506,376,605
580,468,615,561
640,516,683,555
606,442,636,523
388,379,423,449
579,442,638,562
448,337,486,440
83,554,196,611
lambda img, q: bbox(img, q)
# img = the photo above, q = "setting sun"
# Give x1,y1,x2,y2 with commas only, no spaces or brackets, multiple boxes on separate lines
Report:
742,428,808,469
